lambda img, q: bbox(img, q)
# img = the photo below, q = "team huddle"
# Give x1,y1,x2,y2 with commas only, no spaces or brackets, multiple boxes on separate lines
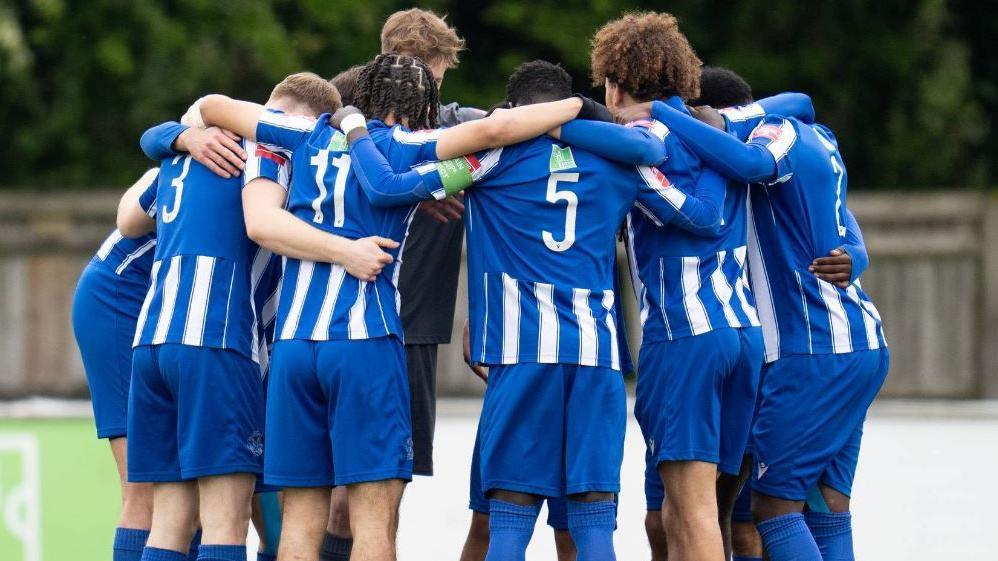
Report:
71,8,889,561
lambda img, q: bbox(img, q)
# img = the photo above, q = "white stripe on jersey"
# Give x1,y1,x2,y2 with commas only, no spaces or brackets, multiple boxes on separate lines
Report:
680,256,711,335
182,256,215,346
311,265,346,340
602,290,620,371
347,281,368,339
818,279,853,354
746,197,780,361
719,103,765,123
280,261,315,340
96,230,124,261
637,166,686,211
573,288,598,366
244,140,261,182
625,217,651,327
845,284,881,350
153,256,182,344
133,260,162,346
259,111,316,133
392,206,420,314
480,273,489,364
501,273,520,364
535,282,559,363
115,238,157,275
658,258,673,339
793,271,813,353
709,250,741,328
473,149,503,181
391,127,443,145
732,247,760,325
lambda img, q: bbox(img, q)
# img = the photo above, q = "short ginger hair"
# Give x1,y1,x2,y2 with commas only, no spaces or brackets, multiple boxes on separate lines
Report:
590,12,702,101
380,8,465,69
269,72,342,115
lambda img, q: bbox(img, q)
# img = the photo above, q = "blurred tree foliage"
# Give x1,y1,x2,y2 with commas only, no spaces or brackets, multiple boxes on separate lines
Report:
0,0,993,189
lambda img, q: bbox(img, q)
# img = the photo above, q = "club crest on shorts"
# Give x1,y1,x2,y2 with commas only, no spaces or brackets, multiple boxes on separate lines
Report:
245,431,264,457
757,461,769,479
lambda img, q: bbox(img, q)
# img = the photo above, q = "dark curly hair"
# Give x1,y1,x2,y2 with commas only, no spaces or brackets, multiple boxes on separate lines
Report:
329,65,365,106
693,66,754,108
505,60,573,106
590,12,702,101
354,54,440,130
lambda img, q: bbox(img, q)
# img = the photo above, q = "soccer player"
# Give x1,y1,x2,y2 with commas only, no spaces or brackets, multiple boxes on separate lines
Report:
650,76,888,561
584,13,765,561
321,12,484,558
73,123,264,561
192,54,586,561
115,74,356,561
342,57,727,561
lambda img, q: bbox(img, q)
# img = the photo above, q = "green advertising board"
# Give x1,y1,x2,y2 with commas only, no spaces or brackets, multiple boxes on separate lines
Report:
0,418,119,561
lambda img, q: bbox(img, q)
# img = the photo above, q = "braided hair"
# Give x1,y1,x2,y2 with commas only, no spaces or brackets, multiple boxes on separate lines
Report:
354,54,440,130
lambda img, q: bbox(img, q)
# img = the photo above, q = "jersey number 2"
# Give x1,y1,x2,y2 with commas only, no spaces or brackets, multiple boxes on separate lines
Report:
543,172,579,252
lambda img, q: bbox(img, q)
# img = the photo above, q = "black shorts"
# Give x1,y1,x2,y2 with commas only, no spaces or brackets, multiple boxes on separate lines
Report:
406,344,438,476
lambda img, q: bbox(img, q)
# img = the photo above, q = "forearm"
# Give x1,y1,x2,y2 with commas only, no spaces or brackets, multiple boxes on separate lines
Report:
199,95,264,141
116,170,158,237
554,120,666,166
140,122,188,160
436,97,583,160
349,135,450,207
758,92,814,124
246,205,352,264
842,208,869,282
652,100,776,183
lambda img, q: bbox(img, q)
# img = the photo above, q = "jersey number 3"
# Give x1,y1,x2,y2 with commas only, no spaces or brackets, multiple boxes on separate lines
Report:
162,155,192,224
543,172,579,252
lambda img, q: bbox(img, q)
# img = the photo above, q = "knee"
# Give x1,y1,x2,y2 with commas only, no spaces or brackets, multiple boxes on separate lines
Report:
328,490,351,535
644,512,668,550
120,483,154,526
731,521,761,555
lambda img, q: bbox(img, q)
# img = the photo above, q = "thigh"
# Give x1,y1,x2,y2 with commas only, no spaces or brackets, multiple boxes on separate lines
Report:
565,365,626,495
719,328,763,476
468,422,489,513
479,363,566,498
264,340,334,487
644,446,665,511
164,345,265,480
325,337,413,486
752,349,889,501
405,343,438,477
127,346,182,482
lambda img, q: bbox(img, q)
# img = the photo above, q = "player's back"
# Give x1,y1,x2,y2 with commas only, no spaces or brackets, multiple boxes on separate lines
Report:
465,137,638,370
628,100,759,342
133,155,261,359
745,116,886,361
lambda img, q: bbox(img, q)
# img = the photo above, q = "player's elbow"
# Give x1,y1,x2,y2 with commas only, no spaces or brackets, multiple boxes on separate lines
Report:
478,114,517,147
198,94,231,127
243,211,274,247
117,212,152,238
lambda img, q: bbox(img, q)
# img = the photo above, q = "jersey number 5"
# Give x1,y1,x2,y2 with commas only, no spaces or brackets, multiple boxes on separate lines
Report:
543,172,579,252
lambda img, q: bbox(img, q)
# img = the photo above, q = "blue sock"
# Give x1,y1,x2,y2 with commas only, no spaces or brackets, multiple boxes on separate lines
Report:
187,530,202,561
196,544,246,561
141,547,187,561
320,533,353,561
255,553,276,561
732,557,764,561
566,500,617,561
114,528,150,561
757,513,821,561
805,511,854,561
484,499,540,561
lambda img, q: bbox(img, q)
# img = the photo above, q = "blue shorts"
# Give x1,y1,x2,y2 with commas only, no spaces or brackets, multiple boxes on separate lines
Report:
72,264,146,439
264,337,413,487
752,348,889,501
732,479,752,522
479,363,626,497
468,421,568,530
128,344,265,482
638,328,762,509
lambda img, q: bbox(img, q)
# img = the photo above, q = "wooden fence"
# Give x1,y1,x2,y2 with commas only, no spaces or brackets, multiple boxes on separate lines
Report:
1,190,995,399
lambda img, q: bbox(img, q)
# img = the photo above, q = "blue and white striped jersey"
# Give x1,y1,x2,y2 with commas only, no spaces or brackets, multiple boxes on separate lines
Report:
627,96,760,343
255,112,445,343
740,116,886,361
132,152,263,361
465,136,726,370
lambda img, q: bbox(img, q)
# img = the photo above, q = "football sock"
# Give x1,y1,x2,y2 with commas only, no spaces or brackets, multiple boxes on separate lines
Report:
196,545,246,561
140,547,187,561
114,528,150,561
255,553,276,561
757,513,822,561
805,511,854,561
566,500,616,561
319,533,353,561
485,499,540,561
732,557,764,561
187,530,202,561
